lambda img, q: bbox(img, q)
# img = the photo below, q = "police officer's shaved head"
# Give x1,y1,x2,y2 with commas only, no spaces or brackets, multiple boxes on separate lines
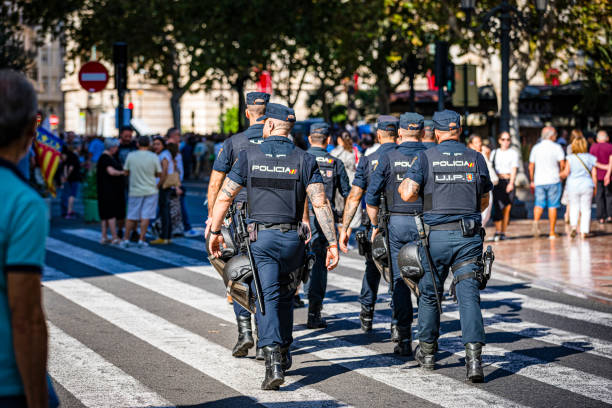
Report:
423,120,435,142
376,115,399,142
432,110,462,141
261,103,296,137
0,69,38,151
309,122,330,146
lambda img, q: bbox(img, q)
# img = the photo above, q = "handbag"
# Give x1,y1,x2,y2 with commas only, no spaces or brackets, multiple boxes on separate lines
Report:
162,158,181,189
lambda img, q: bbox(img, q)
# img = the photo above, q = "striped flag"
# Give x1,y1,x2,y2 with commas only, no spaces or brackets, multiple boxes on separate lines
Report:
34,127,63,197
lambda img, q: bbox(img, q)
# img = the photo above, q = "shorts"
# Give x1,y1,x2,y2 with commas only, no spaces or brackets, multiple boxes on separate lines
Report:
534,182,562,209
62,181,80,197
492,179,516,221
127,193,158,220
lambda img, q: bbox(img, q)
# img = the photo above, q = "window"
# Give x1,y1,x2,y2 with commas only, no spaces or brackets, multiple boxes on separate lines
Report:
42,76,49,93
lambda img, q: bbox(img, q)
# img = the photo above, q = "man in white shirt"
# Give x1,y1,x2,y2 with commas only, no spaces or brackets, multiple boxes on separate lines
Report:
529,127,566,239
490,132,520,240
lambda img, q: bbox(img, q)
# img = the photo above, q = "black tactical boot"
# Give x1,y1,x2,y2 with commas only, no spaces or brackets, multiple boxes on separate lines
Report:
465,342,484,383
393,326,412,356
232,315,254,357
254,324,264,360
390,323,400,342
415,341,437,370
280,346,292,372
359,305,374,332
307,301,327,329
261,345,284,390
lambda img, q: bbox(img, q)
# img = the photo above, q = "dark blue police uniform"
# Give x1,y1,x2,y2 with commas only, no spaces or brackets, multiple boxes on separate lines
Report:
403,110,492,349
353,142,397,310
366,113,427,352
228,130,323,351
304,124,350,325
212,92,268,321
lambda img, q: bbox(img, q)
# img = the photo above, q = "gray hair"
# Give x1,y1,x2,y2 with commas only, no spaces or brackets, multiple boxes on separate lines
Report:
104,138,120,149
0,69,38,148
597,130,608,142
541,126,557,140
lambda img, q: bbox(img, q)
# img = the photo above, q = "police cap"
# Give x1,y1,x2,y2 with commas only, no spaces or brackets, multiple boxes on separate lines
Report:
377,115,399,132
246,92,270,105
261,103,296,122
433,109,461,131
310,122,330,136
399,112,424,130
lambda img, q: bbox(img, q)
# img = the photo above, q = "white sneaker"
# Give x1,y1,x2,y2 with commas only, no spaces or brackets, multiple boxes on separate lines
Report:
137,240,149,248
184,229,201,238
119,240,131,248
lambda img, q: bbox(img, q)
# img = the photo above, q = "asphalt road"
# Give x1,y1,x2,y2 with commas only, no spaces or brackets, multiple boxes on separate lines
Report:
42,180,612,407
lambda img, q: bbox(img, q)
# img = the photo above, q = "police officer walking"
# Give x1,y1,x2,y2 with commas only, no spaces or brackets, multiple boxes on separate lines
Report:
206,92,269,359
365,113,427,355
208,103,340,390
398,110,492,382
304,123,351,329
339,116,398,332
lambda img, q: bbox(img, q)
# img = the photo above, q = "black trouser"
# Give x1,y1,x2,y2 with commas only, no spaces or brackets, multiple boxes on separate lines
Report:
595,180,612,220
0,395,27,408
159,188,173,239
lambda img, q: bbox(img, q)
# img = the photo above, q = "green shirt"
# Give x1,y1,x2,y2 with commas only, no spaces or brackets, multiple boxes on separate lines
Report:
124,150,161,197
0,159,49,396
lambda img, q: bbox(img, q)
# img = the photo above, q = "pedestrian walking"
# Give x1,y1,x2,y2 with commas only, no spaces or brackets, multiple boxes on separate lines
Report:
151,137,181,245
167,128,197,237
0,69,50,408
480,142,499,227
490,132,520,240
59,144,81,219
399,109,493,382
331,130,361,231
121,136,161,248
208,102,339,390
590,130,612,223
560,135,597,238
529,126,566,239
96,138,126,244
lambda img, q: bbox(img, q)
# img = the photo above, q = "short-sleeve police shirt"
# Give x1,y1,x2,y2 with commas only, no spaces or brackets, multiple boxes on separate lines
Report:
228,136,323,188
352,142,397,190
403,140,493,225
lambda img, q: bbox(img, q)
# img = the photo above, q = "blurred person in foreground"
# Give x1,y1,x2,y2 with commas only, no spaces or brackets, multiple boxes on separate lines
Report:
529,126,566,239
0,69,49,407
490,132,520,240
590,130,612,223
560,135,597,238
96,138,126,244
121,136,161,248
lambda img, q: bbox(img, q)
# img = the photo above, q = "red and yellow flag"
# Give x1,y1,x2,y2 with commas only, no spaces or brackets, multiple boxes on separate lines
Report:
34,127,63,197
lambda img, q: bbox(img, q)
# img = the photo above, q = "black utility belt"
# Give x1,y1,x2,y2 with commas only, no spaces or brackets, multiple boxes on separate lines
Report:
429,219,483,238
256,223,298,232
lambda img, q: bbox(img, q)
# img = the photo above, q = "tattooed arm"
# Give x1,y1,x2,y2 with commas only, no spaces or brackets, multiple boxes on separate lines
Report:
398,178,421,202
339,186,363,252
307,182,339,269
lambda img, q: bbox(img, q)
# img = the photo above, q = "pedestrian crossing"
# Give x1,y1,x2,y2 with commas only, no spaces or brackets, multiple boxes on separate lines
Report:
43,227,612,407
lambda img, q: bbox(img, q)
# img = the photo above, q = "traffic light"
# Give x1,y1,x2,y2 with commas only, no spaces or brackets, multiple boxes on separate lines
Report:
434,41,449,88
446,62,455,94
113,42,128,92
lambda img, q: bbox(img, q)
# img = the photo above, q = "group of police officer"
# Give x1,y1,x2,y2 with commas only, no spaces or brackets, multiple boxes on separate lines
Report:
206,91,493,390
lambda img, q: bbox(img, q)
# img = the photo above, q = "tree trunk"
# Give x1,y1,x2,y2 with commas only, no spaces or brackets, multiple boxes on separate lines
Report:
170,90,182,130
235,77,247,132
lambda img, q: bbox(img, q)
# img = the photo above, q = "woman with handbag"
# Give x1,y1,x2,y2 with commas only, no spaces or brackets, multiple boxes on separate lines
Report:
151,137,182,244
560,135,598,238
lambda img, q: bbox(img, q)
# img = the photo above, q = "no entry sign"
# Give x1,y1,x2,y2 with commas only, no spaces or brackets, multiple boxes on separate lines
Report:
78,61,109,93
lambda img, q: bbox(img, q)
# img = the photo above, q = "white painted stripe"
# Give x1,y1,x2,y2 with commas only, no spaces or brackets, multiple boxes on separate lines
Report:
80,73,107,81
46,237,612,404
61,229,206,267
49,265,525,408
323,269,612,360
44,269,351,407
48,323,173,408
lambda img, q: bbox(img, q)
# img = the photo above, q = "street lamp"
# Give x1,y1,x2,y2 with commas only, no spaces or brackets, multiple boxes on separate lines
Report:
460,0,547,134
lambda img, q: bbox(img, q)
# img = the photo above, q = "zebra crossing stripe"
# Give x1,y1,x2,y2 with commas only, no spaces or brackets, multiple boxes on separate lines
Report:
46,237,612,404
48,322,173,408
44,269,353,408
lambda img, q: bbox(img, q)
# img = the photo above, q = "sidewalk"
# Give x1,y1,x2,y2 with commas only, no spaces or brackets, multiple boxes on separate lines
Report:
486,219,612,304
